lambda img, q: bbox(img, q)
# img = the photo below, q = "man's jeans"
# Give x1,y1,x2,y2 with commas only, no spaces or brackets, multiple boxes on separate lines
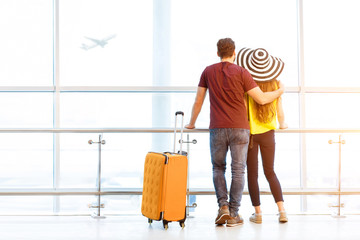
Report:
210,128,249,216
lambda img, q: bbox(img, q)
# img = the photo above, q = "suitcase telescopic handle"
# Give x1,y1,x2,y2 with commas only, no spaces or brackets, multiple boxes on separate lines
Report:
174,111,184,153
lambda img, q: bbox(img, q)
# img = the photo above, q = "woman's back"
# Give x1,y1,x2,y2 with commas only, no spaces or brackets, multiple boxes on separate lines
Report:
248,79,279,135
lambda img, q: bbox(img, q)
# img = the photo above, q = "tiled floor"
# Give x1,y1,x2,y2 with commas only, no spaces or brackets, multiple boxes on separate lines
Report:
0,214,359,240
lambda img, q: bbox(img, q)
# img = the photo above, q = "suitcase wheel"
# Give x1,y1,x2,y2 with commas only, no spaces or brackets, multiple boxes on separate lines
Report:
162,220,169,230
148,218,153,224
179,221,185,228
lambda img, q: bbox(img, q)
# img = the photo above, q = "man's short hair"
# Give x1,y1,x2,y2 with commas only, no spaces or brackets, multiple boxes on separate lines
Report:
217,38,235,59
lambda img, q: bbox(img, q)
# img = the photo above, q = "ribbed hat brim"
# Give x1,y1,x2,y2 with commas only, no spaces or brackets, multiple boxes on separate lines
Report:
237,48,284,82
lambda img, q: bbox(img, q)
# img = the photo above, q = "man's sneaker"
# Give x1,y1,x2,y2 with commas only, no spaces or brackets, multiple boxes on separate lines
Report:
279,211,288,223
226,214,244,227
215,205,230,225
249,213,262,224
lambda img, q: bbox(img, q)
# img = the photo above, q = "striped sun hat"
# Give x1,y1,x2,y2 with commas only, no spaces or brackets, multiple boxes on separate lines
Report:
237,48,284,82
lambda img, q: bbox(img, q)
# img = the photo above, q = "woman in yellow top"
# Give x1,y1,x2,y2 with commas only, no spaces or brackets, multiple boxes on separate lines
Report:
237,48,288,224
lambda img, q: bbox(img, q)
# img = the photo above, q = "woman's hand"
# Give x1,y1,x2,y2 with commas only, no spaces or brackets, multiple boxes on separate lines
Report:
279,122,288,129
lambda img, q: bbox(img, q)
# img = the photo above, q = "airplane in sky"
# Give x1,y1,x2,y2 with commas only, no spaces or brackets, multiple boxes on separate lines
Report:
80,34,117,50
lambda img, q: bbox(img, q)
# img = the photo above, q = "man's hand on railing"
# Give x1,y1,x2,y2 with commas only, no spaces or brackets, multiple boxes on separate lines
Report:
185,123,195,129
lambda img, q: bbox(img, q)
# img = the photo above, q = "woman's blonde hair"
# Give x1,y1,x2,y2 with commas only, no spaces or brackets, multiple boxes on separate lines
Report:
252,79,279,123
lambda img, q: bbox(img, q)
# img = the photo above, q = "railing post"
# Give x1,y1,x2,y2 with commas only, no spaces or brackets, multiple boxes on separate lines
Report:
88,134,106,219
328,135,346,218
180,134,198,216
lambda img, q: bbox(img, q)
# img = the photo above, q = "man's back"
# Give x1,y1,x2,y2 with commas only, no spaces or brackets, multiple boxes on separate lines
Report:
198,62,257,129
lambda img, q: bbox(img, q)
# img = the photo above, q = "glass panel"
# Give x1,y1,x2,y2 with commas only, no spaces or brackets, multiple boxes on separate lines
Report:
0,0,53,86
281,93,300,128
102,195,141,215
0,93,53,128
303,0,360,87
60,93,153,128
58,196,95,214
187,133,212,189
101,133,153,189
60,92,298,129
59,133,100,188
342,195,360,215
101,132,209,189
0,133,53,188
171,0,298,86
184,195,218,216
340,133,360,188
60,92,210,128
305,93,360,128
271,133,300,188
59,0,152,86
0,196,53,214
305,133,338,188
305,195,338,214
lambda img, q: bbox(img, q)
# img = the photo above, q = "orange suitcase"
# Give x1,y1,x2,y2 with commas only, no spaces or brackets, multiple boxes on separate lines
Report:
141,112,188,229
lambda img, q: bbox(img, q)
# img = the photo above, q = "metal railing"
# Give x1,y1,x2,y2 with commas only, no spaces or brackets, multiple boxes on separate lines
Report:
1,128,360,217
1,127,360,133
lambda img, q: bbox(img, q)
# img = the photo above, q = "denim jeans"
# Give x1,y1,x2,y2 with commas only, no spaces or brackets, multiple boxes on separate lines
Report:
210,128,250,216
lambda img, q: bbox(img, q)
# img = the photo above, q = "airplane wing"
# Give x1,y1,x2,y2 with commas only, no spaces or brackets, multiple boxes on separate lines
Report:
85,37,101,44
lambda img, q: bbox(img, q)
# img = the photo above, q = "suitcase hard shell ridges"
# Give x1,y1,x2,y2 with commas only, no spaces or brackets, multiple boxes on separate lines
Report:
141,152,166,220
141,152,188,223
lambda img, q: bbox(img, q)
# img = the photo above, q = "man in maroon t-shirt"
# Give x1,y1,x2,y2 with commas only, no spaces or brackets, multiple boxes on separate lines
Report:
185,38,284,227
